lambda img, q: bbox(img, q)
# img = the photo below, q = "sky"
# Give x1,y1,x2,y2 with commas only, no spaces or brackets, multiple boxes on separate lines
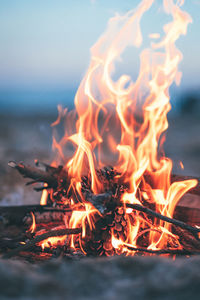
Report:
0,0,200,114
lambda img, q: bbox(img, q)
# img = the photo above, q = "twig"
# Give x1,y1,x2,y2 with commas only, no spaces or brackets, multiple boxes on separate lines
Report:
124,203,200,239
0,204,73,214
2,227,82,259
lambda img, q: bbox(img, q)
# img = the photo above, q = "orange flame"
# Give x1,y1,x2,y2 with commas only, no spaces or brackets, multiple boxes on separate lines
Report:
40,0,197,254
28,212,36,234
39,235,67,250
40,184,48,205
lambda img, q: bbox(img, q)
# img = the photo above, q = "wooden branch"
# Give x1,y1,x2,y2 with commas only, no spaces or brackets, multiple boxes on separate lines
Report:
24,211,69,226
2,227,82,259
0,204,73,225
8,161,64,188
172,226,200,250
124,203,200,239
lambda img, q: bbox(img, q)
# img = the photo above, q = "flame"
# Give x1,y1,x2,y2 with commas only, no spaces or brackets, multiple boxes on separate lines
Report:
40,184,48,205
40,0,197,255
39,235,67,250
179,161,184,169
28,212,36,233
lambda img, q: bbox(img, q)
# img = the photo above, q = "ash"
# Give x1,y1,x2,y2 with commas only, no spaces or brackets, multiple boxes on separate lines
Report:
0,255,200,300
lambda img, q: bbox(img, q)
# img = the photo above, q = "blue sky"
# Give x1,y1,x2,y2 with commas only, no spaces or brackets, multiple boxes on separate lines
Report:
0,0,199,113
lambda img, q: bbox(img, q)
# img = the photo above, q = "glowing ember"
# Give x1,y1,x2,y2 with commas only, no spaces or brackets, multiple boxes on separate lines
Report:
33,0,198,256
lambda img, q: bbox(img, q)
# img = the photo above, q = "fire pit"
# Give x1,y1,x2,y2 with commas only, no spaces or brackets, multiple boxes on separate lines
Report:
1,0,200,262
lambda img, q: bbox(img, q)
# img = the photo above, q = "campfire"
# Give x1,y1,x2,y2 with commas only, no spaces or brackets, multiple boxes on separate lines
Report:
3,0,200,260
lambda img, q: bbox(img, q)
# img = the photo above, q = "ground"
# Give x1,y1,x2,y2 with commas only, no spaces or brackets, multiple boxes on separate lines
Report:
0,255,200,299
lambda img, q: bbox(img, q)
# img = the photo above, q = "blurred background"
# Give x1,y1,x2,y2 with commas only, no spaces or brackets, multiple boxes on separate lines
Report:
0,0,199,205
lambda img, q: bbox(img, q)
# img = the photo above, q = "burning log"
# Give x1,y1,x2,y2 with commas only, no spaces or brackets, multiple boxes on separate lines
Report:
3,227,82,259
7,161,200,238
0,204,73,226
1,196,200,257
24,210,70,226
6,160,200,259
1,202,200,259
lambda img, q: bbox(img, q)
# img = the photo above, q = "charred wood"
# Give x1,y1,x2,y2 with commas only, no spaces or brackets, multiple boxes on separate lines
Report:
3,227,82,259
0,204,73,226
8,161,68,189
